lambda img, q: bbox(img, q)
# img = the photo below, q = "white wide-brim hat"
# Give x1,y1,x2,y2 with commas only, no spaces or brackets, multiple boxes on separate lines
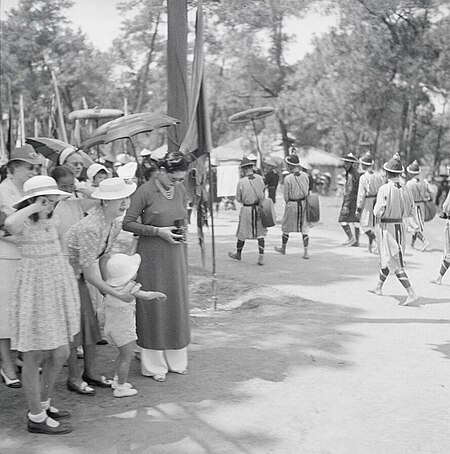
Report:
13,175,71,208
105,253,141,287
91,177,137,200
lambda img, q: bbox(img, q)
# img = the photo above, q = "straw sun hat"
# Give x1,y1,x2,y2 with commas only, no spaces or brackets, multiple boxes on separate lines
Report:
90,177,137,200
13,175,71,208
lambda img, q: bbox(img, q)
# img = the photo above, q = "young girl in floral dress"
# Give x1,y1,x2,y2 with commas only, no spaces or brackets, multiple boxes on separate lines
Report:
5,175,80,435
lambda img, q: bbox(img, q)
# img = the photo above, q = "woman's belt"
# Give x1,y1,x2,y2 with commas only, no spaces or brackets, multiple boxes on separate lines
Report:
288,197,306,202
365,195,377,198
380,218,402,223
243,203,259,207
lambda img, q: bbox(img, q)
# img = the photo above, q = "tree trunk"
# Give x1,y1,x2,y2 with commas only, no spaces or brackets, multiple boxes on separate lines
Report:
277,116,291,157
398,97,409,158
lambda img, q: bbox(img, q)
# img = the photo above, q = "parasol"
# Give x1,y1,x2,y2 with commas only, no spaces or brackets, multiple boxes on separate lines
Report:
228,106,275,166
68,108,124,122
81,113,180,161
26,137,93,166
68,107,124,160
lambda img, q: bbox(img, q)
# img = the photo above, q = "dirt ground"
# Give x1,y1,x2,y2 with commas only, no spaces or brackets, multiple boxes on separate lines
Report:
1,194,450,454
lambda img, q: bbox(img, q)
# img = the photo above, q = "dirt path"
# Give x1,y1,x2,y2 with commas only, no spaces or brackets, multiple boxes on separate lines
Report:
1,196,450,454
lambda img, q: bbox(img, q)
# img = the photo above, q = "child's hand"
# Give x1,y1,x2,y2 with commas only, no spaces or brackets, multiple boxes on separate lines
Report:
116,281,137,303
130,283,142,294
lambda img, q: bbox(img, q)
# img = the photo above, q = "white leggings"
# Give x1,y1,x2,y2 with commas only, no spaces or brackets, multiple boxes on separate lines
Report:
140,347,188,376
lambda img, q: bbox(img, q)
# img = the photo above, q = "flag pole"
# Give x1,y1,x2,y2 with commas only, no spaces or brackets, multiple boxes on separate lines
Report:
51,70,68,142
19,94,25,146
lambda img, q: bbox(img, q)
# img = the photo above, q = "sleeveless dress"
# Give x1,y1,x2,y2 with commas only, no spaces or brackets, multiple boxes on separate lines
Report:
10,218,80,352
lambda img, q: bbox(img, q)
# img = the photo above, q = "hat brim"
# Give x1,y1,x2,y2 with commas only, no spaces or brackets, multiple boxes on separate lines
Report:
87,166,112,181
285,156,301,166
13,189,71,209
91,182,137,200
9,156,45,166
360,159,374,165
240,162,254,168
341,157,359,163
106,254,141,287
383,162,404,173
406,167,420,174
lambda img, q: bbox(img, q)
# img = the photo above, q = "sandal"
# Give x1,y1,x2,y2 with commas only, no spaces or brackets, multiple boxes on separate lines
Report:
66,380,96,395
170,369,187,375
1,369,21,388
82,372,112,388
152,374,166,382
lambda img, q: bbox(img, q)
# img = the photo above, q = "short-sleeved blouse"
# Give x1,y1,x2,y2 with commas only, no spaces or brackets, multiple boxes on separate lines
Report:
66,206,121,277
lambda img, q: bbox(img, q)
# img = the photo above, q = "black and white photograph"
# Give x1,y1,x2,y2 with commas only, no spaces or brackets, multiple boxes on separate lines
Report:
1,0,450,452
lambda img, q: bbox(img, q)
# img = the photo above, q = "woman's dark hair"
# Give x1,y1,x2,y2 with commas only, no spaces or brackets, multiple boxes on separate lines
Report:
16,197,54,222
162,151,189,173
51,165,74,182
6,160,30,174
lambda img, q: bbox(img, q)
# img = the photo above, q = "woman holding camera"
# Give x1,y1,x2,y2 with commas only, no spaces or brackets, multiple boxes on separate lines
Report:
123,151,190,382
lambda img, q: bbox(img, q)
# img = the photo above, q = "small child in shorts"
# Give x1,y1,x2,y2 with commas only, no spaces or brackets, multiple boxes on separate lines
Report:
104,253,166,397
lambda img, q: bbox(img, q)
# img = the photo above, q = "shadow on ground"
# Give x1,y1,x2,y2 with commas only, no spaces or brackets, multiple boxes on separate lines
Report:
0,285,362,454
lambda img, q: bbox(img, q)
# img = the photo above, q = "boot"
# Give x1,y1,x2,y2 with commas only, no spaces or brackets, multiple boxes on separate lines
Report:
228,251,241,261
366,231,376,253
341,225,354,245
257,255,265,266
351,227,360,247
274,245,286,255
303,248,309,260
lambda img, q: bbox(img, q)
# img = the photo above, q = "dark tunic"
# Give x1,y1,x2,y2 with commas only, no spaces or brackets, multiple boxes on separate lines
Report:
122,179,190,350
264,169,279,203
338,167,361,223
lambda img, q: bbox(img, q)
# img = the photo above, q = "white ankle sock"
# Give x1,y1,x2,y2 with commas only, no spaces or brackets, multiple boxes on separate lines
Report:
28,410,47,423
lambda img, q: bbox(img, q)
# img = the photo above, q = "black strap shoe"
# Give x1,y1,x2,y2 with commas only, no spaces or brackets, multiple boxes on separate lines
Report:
47,408,71,420
27,417,72,435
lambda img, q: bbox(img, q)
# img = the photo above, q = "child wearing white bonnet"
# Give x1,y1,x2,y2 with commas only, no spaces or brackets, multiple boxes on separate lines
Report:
103,253,165,397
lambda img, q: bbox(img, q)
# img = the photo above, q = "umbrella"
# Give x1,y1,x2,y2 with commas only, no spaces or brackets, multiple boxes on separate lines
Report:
228,106,275,166
81,112,180,160
228,106,274,124
68,107,124,160
68,108,123,122
26,137,93,166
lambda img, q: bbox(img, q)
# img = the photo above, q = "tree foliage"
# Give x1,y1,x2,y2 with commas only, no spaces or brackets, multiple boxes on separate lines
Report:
1,0,450,170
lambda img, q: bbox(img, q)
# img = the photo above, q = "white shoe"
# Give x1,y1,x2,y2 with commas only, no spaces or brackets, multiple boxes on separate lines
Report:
111,378,133,390
113,386,138,398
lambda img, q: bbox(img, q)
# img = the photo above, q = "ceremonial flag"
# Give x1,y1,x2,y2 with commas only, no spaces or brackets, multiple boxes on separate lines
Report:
5,78,14,158
51,70,68,142
179,0,216,297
